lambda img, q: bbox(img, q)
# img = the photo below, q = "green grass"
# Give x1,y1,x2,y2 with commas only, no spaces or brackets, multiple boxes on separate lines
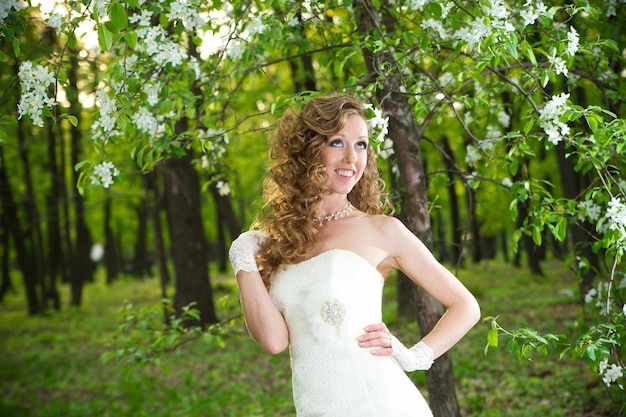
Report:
0,261,615,416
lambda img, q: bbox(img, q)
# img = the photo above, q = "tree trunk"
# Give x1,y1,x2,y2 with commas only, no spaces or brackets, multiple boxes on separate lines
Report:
161,151,217,326
104,195,120,284
388,161,417,320
467,187,482,264
132,199,149,277
440,136,463,265
356,4,461,416
17,105,47,311
209,182,242,273
45,122,62,310
288,7,317,92
68,53,94,306
143,172,171,322
0,211,12,301
0,147,39,314
554,87,600,298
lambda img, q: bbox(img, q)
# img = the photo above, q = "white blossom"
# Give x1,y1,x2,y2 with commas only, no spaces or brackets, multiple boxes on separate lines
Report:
497,110,510,128
166,0,206,31
600,198,626,244
129,9,153,27
407,0,428,11
364,104,389,145
502,178,513,188
584,288,597,304
227,39,245,60
606,0,618,17
136,25,187,67
623,304,626,317
216,181,230,196
17,61,57,127
599,358,609,374
539,93,571,145
0,0,25,22
143,82,160,106
247,14,267,36
132,107,161,134
378,138,395,160
567,26,580,56
48,13,63,30
520,0,546,27
201,155,210,169
578,200,602,222
520,8,538,26
91,0,107,21
548,50,568,77
485,125,502,140
465,144,482,165
423,18,450,40
94,88,117,135
601,363,624,386
91,161,120,188
287,15,299,27
438,72,454,87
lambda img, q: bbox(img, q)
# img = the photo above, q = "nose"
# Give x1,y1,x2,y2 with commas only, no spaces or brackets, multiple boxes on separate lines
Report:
343,146,356,163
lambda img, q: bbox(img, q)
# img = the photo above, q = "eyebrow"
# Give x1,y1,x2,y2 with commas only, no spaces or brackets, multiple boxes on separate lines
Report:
330,133,369,139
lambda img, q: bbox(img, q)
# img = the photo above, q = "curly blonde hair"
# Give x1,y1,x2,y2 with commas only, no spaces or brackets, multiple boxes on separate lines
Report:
254,94,387,287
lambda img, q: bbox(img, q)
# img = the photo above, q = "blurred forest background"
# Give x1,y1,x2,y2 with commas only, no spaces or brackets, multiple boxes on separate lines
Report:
1,0,625,416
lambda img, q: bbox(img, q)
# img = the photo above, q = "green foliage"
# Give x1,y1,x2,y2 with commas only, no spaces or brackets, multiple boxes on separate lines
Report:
3,0,626,410
101,286,246,374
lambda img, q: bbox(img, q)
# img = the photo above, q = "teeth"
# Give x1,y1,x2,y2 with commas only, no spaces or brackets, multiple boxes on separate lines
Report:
337,169,354,177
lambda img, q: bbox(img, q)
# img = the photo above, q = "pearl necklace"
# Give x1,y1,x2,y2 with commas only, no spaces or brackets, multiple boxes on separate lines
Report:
314,202,353,226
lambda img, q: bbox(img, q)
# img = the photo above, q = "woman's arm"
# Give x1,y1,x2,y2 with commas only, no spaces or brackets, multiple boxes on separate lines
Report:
360,217,480,360
230,231,289,354
237,270,289,354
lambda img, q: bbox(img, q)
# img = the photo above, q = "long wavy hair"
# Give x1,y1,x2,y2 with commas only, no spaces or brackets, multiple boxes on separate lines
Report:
254,94,388,287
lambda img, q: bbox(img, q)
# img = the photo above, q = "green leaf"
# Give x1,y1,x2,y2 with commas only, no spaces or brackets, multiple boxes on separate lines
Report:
509,158,519,176
532,227,542,246
12,36,20,58
488,327,499,348
68,115,78,127
109,2,127,30
555,216,567,242
98,23,114,51
523,120,534,134
124,31,138,49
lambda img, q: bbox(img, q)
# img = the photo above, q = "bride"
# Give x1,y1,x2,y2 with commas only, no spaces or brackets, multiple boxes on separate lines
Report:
229,93,480,416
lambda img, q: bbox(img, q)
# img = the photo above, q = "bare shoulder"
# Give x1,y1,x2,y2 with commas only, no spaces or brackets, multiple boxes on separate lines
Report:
352,213,416,254
360,214,411,242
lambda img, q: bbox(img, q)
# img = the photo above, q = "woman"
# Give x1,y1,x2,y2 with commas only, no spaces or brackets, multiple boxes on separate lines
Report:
229,94,480,416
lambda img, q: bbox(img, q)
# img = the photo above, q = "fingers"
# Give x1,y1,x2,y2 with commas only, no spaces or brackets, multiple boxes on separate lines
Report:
358,322,393,355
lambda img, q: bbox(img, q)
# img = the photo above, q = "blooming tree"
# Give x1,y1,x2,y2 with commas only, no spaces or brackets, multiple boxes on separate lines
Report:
2,0,625,412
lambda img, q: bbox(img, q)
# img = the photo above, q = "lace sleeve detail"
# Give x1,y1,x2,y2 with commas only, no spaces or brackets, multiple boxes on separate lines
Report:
229,230,265,274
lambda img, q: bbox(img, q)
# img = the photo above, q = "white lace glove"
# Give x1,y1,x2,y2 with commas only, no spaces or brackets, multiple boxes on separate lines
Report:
390,335,434,371
229,231,264,274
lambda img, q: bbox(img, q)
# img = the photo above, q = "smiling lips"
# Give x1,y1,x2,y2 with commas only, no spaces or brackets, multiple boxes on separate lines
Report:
336,169,355,178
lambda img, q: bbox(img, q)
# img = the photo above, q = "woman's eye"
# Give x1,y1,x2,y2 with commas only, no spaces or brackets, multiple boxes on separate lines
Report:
356,141,368,150
330,139,343,147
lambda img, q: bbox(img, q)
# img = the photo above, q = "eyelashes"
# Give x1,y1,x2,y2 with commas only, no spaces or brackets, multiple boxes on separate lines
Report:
328,138,368,150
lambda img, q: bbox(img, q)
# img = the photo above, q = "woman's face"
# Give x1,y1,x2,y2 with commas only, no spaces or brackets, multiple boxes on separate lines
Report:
320,114,369,196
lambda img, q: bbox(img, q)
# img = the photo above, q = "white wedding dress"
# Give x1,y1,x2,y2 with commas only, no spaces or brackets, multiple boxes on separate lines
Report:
232,232,432,417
